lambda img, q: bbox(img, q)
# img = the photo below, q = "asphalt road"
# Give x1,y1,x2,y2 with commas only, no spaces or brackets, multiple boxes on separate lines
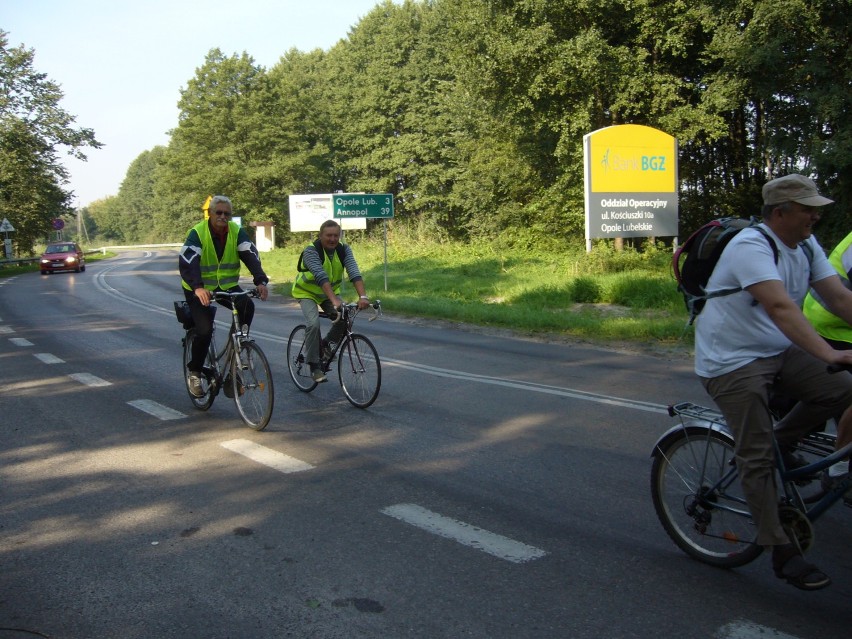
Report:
1,250,851,639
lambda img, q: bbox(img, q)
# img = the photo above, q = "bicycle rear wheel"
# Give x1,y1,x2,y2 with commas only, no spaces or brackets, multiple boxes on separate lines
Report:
232,340,274,431
287,325,318,392
182,329,215,410
651,427,762,568
338,334,381,408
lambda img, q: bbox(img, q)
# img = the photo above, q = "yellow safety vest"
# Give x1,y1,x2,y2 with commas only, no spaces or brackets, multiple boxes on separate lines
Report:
181,220,241,291
803,232,852,344
291,243,344,303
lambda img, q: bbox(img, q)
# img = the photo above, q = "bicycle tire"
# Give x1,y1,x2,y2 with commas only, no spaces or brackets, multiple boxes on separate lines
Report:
651,427,762,568
338,333,381,408
183,329,216,410
287,325,318,392
232,340,274,430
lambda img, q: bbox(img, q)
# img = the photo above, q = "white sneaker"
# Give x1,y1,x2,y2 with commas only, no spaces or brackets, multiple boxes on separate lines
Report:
188,372,204,397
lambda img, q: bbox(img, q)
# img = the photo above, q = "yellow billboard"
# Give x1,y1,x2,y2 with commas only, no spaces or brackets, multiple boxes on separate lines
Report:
584,124,678,240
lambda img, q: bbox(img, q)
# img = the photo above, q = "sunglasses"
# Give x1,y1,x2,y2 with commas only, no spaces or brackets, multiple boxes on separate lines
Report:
212,210,231,217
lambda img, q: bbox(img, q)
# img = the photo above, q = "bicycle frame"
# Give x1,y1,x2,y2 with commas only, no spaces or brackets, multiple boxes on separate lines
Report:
182,288,274,430
657,402,852,525
201,294,247,393
286,300,382,408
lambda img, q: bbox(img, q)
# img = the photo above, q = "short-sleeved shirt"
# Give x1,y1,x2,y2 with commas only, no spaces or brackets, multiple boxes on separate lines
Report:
695,224,835,378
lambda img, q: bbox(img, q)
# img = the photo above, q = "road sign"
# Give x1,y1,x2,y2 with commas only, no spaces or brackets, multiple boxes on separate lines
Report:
0,218,15,232
333,194,394,219
52,218,65,230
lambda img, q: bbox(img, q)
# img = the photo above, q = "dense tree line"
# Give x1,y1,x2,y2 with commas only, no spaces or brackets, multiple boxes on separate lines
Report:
6,0,851,253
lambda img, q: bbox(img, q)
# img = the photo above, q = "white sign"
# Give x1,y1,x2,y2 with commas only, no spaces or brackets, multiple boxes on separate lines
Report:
0,218,15,232
288,194,367,233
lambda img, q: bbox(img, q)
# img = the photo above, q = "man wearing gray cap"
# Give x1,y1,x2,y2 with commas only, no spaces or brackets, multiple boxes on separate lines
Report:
695,174,852,590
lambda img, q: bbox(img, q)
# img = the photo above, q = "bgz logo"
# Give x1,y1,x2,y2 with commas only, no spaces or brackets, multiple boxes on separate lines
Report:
642,156,666,171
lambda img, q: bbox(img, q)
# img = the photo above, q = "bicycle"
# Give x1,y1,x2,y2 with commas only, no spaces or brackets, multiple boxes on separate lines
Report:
650,379,852,569
286,300,382,408
175,289,274,430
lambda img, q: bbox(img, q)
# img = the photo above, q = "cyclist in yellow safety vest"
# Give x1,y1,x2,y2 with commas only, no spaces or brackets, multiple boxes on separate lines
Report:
179,195,269,397
292,219,370,383
803,230,852,349
803,230,852,493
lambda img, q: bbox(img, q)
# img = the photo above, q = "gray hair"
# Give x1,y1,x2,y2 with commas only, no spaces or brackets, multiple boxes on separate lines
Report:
762,200,794,218
210,195,232,210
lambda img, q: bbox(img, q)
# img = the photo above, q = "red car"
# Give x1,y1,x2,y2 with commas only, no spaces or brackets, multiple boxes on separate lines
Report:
40,241,86,274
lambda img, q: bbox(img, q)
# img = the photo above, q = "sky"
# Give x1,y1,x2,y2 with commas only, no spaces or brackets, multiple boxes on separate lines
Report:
2,0,388,208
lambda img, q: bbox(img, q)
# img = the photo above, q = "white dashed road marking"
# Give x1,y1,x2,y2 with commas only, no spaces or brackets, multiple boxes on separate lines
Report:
34,353,65,364
715,620,801,639
381,503,547,563
68,373,112,387
0,326,13,333
10,338,33,346
220,439,315,474
127,399,185,421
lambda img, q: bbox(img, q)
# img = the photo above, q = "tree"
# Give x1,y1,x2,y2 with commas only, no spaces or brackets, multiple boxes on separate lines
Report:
116,146,167,243
0,30,101,253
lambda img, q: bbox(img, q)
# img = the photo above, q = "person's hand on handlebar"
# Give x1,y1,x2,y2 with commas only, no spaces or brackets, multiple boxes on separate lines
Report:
255,283,269,301
194,287,212,306
827,350,852,373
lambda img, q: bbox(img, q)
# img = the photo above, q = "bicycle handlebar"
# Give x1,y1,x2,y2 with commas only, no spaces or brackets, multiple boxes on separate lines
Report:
211,288,262,303
327,299,383,323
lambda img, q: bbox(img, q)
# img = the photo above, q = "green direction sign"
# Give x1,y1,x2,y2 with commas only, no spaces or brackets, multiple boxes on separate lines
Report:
333,193,394,219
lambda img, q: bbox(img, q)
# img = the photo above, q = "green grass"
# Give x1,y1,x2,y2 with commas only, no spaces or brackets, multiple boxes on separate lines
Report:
3,239,693,350
263,235,694,349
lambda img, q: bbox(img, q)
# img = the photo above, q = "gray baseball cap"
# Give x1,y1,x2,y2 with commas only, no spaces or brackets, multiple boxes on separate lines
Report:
762,174,834,207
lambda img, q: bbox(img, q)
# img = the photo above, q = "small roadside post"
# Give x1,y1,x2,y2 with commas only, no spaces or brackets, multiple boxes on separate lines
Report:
0,218,15,259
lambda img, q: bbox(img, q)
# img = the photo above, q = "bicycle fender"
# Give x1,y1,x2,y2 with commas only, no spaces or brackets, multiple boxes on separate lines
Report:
651,421,735,458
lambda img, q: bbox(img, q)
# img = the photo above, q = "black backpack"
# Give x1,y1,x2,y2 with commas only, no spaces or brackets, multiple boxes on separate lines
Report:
297,239,346,272
673,217,812,324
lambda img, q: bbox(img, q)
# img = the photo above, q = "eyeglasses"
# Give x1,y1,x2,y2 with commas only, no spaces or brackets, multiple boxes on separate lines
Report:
212,210,231,217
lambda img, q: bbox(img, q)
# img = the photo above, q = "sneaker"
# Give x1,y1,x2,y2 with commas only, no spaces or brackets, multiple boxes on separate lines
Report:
188,372,204,397
311,368,327,383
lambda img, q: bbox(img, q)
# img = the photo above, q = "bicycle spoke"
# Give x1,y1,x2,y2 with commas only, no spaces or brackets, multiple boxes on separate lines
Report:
182,329,215,410
651,428,761,568
287,325,318,392
233,341,274,430
339,334,381,408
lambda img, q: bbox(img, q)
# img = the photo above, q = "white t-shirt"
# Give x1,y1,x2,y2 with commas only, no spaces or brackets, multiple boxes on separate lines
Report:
694,224,835,377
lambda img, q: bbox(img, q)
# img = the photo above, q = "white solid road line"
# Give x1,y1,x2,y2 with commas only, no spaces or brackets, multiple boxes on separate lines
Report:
220,439,315,474
381,503,547,563
127,399,186,421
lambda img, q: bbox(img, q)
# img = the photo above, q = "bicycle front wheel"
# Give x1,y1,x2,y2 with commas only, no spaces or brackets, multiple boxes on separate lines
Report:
651,427,762,568
183,329,215,410
338,334,381,408
287,325,318,392
232,341,274,431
